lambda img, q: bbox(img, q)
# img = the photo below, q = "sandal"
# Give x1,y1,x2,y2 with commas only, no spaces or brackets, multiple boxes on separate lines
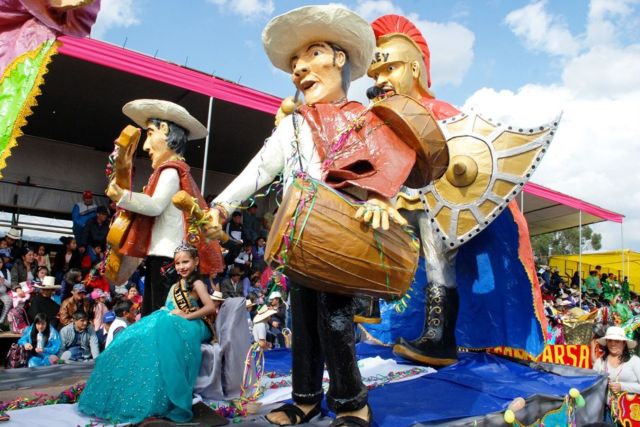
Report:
266,402,322,426
330,405,372,427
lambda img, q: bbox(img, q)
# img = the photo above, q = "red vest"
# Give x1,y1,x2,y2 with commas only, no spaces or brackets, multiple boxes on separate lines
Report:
121,160,224,275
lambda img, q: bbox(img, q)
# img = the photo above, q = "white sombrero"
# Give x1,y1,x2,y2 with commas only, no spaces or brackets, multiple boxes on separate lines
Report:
210,290,225,302
122,99,208,140
34,276,61,289
262,5,375,81
253,305,278,324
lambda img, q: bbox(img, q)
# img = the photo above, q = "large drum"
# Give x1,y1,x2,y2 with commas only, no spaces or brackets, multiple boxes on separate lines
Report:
265,176,419,300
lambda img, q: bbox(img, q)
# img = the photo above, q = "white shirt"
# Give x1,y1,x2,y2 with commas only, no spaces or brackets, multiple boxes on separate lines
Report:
117,168,185,258
593,355,640,393
215,115,322,212
105,318,128,348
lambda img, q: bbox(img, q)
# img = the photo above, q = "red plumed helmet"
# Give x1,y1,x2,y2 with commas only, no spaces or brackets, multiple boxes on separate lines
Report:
371,14,431,87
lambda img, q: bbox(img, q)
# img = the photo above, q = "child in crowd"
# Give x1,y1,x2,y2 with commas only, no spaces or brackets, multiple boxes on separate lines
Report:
91,289,109,332
58,310,100,362
17,312,61,367
252,305,277,350
96,311,115,351
105,300,136,348
0,257,12,324
7,283,31,333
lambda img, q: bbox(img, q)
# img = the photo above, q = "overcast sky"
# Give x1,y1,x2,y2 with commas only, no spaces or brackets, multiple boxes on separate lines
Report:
91,0,640,252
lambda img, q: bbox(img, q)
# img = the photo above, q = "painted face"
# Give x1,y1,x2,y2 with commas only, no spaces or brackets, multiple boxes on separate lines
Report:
290,42,345,105
143,122,174,170
372,61,415,96
174,250,198,278
35,321,47,333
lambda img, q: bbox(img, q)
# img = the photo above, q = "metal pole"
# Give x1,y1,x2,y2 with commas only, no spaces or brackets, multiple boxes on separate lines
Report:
579,210,582,308
201,97,214,193
621,222,625,281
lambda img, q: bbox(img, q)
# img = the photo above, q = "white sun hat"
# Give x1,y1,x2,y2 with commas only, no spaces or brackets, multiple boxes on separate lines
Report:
122,99,208,140
262,5,375,81
210,290,225,302
597,326,637,349
34,276,61,290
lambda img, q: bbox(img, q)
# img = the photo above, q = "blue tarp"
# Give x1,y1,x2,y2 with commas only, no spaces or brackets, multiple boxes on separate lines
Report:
263,344,600,426
364,207,546,357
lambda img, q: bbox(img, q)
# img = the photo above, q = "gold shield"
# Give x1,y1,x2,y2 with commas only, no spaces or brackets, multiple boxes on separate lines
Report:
407,111,561,250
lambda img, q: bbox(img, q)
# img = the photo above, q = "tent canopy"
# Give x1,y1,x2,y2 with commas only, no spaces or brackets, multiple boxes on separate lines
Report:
521,182,623,236
550,250,639,291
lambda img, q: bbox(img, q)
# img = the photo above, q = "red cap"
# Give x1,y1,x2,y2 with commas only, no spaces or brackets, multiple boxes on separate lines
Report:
83,190,93,199
371,14,431,87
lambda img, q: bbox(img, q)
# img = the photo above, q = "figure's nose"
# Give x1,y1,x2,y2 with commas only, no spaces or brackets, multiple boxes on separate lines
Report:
293,60,310,77
142,137,151,152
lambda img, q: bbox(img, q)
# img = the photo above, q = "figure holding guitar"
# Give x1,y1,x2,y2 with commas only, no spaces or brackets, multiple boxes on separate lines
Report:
105,99,224,316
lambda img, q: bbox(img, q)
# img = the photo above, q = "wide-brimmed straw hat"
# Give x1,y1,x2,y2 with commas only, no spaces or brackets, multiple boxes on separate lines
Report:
253,305,278,324
597,326,637,349
210,291,225,302
262,5,375,81
34,276,61,290
6,227,21,240
123,99,208,140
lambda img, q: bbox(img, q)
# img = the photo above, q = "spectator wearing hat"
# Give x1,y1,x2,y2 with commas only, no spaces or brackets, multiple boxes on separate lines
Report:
71,190,97,243
58,310,100,361
59,283,90,327
96,311,115,351
253,305,278,350
90,289,109,332
29,276,61,329
593,326,640,421
221,267,244,298
80,205,110,249
1,227,22,268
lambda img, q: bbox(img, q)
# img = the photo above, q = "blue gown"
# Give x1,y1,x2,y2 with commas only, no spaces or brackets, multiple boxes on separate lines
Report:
79,284,211,423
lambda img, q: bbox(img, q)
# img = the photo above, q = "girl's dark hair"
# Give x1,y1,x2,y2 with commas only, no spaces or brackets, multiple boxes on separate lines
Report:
37,266,49,276
601,341,632,363
30,313,51,350
148,119,188,156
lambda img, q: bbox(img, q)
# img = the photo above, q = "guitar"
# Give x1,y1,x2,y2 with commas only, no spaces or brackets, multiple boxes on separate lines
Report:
104,125,141,283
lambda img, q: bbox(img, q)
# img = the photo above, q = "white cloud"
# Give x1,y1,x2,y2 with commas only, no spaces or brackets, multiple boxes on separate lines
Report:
492,0,640,250
206,0,274,20
91,0,140,39
504,1,580,57
354,1,475,87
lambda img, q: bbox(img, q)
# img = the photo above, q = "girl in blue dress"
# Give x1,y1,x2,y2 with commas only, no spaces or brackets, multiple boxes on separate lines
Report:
17,312,61,367
79,243,218,423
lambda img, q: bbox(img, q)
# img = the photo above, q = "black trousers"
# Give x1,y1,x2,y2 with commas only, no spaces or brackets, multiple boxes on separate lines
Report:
290,283,367,412
142,255,177,316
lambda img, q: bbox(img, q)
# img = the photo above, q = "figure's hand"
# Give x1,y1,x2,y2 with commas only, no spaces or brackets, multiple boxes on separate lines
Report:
202,207,225,240
106,181,125,202
609,381,622,393
24,343,33,351
274,96,300,127
355,196,408,230
35,347,44,354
